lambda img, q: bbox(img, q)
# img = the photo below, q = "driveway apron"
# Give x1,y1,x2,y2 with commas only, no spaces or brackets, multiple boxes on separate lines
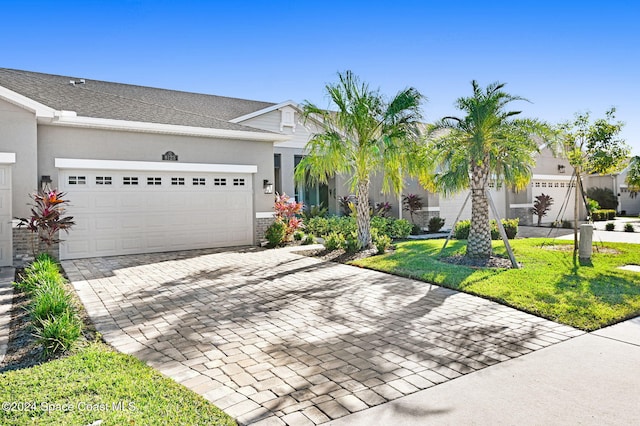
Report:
63,247,583,425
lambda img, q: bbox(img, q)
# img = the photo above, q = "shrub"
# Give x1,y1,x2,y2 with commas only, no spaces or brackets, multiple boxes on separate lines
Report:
372,231,392,254
531,193,554,226
301,234,316,245
454,220,471,240
624,223,635,233
302,203,328,220
324,232,345,251
293,231,304,241
33,310,82,356
305,217,330,237
586,198,600,217
411,224,422,235
17,189,75,251
29,280,73,323
344,233,362,253
562,220,573,229
605,222,615,231
592,209,616,221
265,220,287,248
586,187,618,210
274,193,304,241
402,194,423,224
13,254,64,294
338,195,356,216
427,217,445,233
373,202,392,218
501,218,519,239
455,219,518,240
390,219,412,238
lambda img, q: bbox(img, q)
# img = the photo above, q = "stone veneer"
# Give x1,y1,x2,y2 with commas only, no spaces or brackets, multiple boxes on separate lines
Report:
256,216,275,242
510,208,533,226
13,226,59,267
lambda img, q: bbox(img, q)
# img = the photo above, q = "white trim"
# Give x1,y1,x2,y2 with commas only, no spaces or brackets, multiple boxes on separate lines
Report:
532,174,573,181
0,86,56,118
46,115,291,142
0,152,16,164
255,212,276,219
510,203,534,208
416,207,440,212
230,100,298,123
55,158,258,174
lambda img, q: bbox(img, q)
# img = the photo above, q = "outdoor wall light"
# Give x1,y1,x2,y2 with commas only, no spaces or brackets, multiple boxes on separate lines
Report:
40,175,52,189
263,179,274,194
558,164,566,173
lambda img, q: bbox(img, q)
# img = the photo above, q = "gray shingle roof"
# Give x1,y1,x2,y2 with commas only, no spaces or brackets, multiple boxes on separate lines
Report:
0,68,277,132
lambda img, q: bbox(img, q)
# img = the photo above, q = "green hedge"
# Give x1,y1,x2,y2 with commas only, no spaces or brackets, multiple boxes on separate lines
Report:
454,218,519,240
305,216,412,240
592,209,616,221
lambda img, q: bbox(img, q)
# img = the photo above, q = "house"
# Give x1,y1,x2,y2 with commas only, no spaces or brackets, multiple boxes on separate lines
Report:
0,68,296,265
587,164,640,216
0,68,587,267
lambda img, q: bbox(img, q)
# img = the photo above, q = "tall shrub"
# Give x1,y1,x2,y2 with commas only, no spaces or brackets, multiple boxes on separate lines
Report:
17,189,75,253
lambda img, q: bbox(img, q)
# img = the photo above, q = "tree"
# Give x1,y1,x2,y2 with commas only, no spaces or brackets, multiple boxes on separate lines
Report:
531,193,554,226
423,81,547,260
585,187,618,210
626,155,640,197
560,109,628,256
295,71,424,249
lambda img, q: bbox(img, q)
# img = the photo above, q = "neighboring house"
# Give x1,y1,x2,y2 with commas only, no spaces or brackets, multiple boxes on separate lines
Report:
587,164,640,216
0,68,292,265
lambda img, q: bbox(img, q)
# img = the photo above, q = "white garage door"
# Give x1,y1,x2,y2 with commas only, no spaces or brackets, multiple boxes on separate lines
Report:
57,160,255,260
0,163,12,267
530,178,576,222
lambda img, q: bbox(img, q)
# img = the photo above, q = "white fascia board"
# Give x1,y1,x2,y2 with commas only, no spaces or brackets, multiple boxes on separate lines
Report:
55,158,257,174
0,86,56,118
0,152,16,163
532,174,574,181
47,115,291,142
510,203,534,208
229,100,298,123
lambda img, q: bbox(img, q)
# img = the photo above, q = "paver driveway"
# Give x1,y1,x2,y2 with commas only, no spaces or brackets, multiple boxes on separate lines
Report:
63,247,583,425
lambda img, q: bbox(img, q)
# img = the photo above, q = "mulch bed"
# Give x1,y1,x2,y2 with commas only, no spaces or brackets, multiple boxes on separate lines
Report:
295,247,381,263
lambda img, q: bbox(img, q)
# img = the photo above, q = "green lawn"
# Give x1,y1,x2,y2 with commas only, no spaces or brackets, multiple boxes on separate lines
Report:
0,342,235,426
352,238,640,331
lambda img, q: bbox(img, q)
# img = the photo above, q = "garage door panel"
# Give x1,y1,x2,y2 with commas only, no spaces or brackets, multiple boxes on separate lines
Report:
59,169,254,260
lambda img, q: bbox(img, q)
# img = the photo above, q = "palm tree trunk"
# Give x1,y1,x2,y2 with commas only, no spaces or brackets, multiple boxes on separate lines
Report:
356,178,372,249
467,165,492,260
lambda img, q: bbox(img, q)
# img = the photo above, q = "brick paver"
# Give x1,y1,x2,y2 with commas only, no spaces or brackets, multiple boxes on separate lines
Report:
63,247,583,425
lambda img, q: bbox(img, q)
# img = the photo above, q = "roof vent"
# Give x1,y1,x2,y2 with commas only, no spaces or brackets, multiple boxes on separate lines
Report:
69,79,86,86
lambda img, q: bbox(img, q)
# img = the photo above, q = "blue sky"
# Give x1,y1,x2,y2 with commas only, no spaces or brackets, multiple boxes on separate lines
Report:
2,0,638,154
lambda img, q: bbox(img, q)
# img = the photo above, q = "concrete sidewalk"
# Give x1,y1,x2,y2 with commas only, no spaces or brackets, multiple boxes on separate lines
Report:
326,316,640,426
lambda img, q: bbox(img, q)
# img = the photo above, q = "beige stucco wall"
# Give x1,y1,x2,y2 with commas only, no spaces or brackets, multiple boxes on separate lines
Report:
37,125,276,214
0,99,38,218
532,147,572,175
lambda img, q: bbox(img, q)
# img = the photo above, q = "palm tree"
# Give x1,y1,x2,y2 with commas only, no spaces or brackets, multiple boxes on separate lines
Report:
422,81,546,260
295,71,424,249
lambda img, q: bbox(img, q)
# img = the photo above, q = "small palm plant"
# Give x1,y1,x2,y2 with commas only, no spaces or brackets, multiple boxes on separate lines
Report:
531,193,554,226
17,189,75,254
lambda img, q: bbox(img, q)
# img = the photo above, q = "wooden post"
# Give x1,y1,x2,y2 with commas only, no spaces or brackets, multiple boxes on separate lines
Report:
486,190,519,269
439,192,471,255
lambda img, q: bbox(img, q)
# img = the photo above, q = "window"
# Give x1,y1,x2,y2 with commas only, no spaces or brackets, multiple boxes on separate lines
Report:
171,177,185,186
535,182,540,188
488,182,495,188
214,178,226,186
68,176,86,185
622,188,628,193
123,177,139,185
147,177,162,186
560,182,565,188
193,178,206,186
541,182,547,188
554,182,559,188
233,178,245,186
96,176,112,185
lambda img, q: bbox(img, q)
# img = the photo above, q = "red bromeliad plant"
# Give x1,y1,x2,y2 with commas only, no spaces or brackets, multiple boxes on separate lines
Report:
274,193,304,241
18,189,75,251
